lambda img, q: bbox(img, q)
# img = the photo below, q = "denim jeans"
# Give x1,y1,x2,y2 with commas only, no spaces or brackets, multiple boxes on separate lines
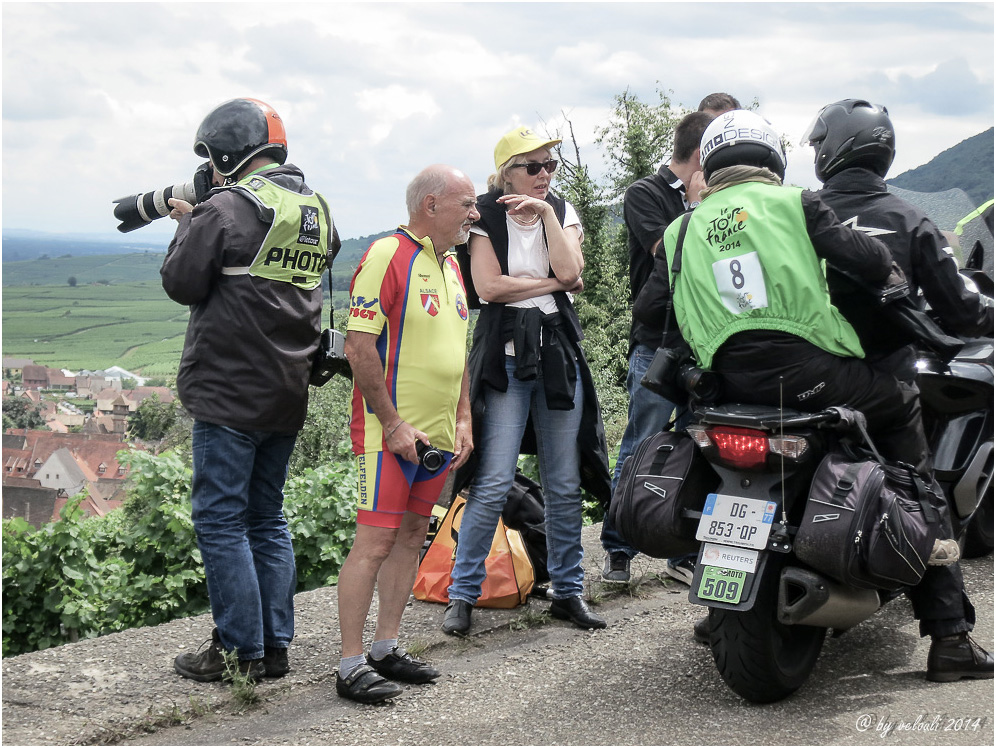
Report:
449,356,585,602
601,344,684,557
191,421,298,660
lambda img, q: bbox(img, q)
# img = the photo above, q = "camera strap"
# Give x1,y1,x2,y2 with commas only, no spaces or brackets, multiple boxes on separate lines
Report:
659,211,693,348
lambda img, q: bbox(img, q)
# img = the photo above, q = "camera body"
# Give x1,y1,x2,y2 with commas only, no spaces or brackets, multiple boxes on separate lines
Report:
309,328,351,386
641,344,720,405
415,441,446,473
112,162,214,233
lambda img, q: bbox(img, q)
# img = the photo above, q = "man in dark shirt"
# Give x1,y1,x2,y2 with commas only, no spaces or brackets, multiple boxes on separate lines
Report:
602,95,739,589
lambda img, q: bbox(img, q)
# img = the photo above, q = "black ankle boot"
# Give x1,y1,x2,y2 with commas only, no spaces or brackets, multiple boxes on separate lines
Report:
550,596,606,630
927,633,994,683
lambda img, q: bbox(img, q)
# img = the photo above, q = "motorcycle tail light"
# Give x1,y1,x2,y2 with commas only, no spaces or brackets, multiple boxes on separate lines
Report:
768,435,810,461
708,426,769,469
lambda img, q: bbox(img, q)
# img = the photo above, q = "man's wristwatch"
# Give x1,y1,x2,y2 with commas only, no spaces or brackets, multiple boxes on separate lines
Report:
689,201,701,209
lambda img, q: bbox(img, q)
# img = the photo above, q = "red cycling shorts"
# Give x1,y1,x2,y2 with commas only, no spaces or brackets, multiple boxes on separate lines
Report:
355,450,453,529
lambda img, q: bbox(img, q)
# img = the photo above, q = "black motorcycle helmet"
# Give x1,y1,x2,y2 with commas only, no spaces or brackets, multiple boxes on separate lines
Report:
194,98,288,179
700,110,786,182
803,99,896,182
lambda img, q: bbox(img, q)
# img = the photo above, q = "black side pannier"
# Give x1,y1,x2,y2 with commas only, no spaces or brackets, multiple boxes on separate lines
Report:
794,451,942,591
607,431,718,558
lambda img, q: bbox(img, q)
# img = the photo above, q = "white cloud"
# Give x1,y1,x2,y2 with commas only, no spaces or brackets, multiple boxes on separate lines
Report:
1,1,992,241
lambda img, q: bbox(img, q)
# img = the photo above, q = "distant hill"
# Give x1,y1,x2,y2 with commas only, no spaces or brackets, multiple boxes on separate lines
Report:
1,229,167,262
887,128,994,206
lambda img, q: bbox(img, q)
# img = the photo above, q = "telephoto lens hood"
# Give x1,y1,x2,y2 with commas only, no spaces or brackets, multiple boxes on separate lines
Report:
112,162,214,232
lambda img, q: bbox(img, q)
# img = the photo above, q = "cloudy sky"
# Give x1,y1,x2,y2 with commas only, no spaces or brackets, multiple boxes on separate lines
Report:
2,1,993,245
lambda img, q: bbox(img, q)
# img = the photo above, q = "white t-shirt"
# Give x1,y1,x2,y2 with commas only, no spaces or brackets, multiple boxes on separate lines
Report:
469,201,584,315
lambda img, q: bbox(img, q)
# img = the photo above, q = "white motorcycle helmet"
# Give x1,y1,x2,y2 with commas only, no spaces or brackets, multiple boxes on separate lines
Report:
700,110,786,182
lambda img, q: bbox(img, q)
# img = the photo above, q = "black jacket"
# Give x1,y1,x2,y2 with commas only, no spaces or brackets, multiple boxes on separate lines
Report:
161,164,340,432
820,168,993,344
623,166,688,353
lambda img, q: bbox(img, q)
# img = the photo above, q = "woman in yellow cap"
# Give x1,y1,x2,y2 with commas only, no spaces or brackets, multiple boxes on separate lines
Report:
442,126,609,636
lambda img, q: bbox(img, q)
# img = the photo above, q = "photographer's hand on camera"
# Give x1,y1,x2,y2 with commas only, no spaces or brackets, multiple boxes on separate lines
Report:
167,198,194,220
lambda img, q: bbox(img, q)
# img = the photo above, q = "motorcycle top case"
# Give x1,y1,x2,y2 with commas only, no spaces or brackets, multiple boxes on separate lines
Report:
607,430,719,558
794,451,941,591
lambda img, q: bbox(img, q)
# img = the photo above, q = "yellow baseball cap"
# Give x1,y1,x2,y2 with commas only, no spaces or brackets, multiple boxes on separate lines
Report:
493,126,562,171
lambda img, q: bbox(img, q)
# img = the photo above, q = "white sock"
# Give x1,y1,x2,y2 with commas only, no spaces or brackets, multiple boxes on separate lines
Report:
339,654,366,678
370,638,398,661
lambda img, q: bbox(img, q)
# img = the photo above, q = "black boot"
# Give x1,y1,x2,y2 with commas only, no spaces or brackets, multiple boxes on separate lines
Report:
927,633,995,682
442,599,472,636
173,629,265,683
550,596,606,629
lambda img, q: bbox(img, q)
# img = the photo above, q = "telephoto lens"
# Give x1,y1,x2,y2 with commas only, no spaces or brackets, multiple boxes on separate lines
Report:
415,440,445,473
112,162,213,232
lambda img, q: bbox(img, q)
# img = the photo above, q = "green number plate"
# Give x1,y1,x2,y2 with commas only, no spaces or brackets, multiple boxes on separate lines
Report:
697,565,747,603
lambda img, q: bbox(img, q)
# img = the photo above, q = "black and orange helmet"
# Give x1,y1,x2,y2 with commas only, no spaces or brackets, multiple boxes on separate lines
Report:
194,98,288,178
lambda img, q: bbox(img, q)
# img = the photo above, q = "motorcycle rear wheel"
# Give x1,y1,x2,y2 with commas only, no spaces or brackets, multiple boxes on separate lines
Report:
708,568,827,703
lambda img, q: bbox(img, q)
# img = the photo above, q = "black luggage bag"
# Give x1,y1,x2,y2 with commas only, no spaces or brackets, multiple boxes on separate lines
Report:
607,431,719,558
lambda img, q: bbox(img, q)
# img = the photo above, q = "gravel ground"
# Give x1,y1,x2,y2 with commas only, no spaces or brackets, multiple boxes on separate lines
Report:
2,524,993,746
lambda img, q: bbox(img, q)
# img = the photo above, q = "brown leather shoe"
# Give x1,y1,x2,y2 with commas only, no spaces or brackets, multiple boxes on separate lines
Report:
927,633,995,683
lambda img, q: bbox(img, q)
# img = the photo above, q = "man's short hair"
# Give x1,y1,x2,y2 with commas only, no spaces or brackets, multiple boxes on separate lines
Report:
406,168,450,216
674,111,715,163
698,92,741,114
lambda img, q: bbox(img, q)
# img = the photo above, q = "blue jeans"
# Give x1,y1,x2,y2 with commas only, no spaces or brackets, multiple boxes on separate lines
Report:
601,344,682,557
449,357,585,602
191,421,298,660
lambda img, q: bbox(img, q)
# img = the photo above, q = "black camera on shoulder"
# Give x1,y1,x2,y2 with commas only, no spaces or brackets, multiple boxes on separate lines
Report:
309,328,351,386
641,342,720,406
415,440,446,473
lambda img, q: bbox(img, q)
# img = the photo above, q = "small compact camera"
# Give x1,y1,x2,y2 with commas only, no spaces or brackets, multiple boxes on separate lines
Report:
309,328,351,386
415,441,446,473
641,344,720,405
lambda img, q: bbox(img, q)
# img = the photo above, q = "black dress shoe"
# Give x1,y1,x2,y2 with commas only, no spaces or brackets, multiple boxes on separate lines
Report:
550,596,606,630
336,664,403,703
367,647,441,683
442,599,472,636
927,633,995,683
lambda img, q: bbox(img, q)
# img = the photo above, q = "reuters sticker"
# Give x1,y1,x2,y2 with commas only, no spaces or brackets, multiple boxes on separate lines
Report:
455,294,469,321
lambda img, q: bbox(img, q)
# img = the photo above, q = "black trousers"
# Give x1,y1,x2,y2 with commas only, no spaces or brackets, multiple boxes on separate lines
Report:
713,332,972,637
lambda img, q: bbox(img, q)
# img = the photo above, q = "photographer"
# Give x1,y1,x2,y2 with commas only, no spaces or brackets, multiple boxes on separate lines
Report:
162,98,339,683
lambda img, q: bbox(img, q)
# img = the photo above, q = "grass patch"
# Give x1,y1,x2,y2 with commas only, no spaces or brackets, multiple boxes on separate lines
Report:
509,608,552,632
221,649,260,710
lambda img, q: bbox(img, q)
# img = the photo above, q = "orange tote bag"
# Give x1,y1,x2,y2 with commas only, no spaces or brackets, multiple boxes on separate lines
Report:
413,495,535,609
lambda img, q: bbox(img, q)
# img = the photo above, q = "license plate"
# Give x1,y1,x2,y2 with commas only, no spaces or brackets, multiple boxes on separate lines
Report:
697,565,748,603
700,542,759,573
695,494,776,550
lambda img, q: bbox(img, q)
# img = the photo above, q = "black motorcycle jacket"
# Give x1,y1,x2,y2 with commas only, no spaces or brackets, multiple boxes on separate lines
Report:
819,168,993,342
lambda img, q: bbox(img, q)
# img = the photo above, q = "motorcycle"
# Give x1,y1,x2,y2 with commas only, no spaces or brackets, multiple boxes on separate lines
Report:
674,262,994,703
680,342,992,703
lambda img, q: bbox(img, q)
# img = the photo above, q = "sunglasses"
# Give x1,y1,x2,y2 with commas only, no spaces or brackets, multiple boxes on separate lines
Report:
510,160,558,176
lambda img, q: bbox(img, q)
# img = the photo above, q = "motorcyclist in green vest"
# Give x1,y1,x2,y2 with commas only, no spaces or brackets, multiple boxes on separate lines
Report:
162,98,339,684
646,108,929,472
637,109,993,683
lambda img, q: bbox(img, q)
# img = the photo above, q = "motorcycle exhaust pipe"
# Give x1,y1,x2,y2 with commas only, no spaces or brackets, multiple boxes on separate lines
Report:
778,567,880,630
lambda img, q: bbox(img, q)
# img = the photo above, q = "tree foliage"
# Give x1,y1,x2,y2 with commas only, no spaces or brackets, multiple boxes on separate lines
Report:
2,397,45,430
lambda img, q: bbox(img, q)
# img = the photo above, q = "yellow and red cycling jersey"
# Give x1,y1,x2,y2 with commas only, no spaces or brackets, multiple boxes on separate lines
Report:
348,228,469,454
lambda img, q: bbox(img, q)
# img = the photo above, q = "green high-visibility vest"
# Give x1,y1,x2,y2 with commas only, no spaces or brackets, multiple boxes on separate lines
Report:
221,173,333,290
663,182,864,369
